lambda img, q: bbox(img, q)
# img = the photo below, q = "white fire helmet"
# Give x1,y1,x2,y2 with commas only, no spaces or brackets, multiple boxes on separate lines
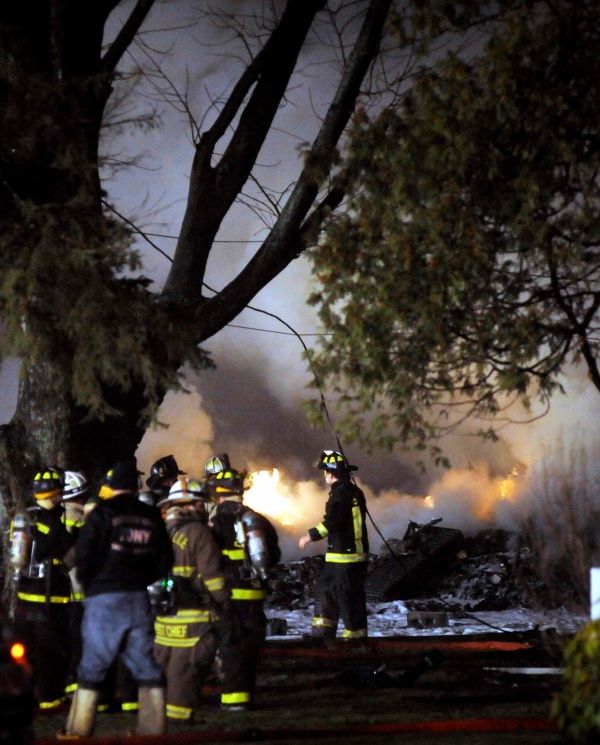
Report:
157,477,208,508
62,471,89,501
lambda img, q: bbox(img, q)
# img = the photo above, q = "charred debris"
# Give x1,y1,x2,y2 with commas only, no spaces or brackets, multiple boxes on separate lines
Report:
266,519,575,615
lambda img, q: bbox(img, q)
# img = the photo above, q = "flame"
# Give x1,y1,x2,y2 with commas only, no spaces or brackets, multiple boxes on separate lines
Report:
475,465,521,520
244,469,301,527
498,465,519,502
423,495,435,509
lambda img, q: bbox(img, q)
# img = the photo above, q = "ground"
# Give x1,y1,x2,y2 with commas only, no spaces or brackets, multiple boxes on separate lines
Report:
33,631,567,744
31,541,585,744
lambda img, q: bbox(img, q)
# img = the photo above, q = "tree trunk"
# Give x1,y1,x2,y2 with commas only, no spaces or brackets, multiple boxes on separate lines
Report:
0,0,393,513
1,359,73,508
0,358,149,509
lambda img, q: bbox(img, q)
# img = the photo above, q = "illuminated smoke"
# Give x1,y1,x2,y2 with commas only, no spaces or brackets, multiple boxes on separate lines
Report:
136,388,215,479
134,359,600,563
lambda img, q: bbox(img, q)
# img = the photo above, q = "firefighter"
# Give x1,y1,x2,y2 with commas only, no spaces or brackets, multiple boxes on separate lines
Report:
64,471,139,715
12,468,75,711
153,476,232,721
202,452,232,521
60,471,89,698
139,454,185,507
62,460,173,737
298,450,369,639
62,471,88,535
204,453,232,477
206,463,280,711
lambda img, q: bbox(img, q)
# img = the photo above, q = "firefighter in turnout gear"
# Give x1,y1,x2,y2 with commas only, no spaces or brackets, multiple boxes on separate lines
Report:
153,477,231,721
60,470,88,698
62,461,173,737
12,468,75,710
298,450,369,639
206,462,280,711
139,454,185,507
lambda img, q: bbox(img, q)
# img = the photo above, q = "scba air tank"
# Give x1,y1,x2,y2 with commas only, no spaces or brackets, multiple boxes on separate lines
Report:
9,511,31,571
241,510,270,581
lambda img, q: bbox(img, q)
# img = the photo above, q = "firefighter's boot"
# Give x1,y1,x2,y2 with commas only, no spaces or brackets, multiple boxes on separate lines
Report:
137,686,166,735
62,688,99,737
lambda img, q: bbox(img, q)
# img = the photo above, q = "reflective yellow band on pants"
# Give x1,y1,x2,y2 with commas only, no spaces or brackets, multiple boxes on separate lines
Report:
205,575,225,591
325,552,367,563
221,691,250,705
121,702,139,711
166,703,192,720
342,627,367,639
18,592,70,604
312,616,337,629
39,698,65,709
154,609,211,647
231,587,266,600
172,565,194,577
167,609,212,621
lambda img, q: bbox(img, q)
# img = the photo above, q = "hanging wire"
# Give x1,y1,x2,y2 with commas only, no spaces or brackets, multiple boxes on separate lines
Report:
110,205,509,633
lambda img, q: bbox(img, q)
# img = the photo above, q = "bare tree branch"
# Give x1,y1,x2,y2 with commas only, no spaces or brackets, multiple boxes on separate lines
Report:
193,0,393,338
102,0,156,74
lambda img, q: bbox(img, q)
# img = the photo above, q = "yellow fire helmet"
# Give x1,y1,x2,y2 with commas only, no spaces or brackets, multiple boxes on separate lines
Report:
32,468,63,500
315,450,358,476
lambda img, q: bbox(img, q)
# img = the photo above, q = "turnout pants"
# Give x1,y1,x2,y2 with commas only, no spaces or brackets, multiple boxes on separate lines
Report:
312,561,368,639
154,609,217,720
14,599,72,708
219,599,266,709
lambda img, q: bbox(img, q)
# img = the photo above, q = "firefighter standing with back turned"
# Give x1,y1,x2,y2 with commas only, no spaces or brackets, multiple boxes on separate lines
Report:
298,450,369,639
11,468,75,711
205,456,280,711
153,476,232,721
62,460,173,738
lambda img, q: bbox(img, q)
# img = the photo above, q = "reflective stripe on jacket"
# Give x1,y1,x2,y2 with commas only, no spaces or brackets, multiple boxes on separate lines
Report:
308,478,368,563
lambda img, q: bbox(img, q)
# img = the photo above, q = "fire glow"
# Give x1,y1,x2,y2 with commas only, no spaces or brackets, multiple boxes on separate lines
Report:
245,469,301,527
474,465,521,521
240,463,526,557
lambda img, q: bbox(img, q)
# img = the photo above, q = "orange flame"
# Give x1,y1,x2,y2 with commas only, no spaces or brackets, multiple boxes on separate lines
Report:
475,465,521,520
498,466,519,502
245,469,301,527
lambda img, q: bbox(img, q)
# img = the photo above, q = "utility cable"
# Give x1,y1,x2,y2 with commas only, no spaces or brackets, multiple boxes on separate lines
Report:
116,208,511,634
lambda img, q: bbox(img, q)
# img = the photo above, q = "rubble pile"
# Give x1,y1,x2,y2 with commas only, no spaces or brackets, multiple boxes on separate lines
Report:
266,556,324,610
266,527,581,614
424,528,581,612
